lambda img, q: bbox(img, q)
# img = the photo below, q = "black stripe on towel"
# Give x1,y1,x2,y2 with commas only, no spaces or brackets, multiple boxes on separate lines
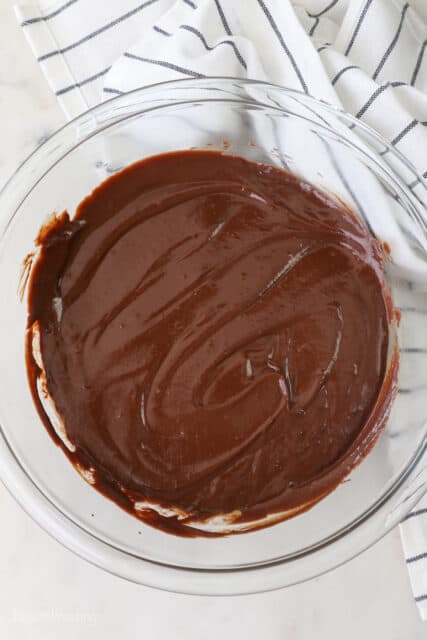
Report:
355,81,405,119
182,0,197,8
255,0,308,94
213,0,232,35
372,3,409,81
345,0,374,56
37,0,162,61
331,65,358,85
124,51,205,77
104,87,125,95
153,25,172,36
379,118,418,155
55,66,111,95
415,594,427,602
411,40,427,86
21,0,78,26
398,307,427,317
398,385,427,394
308,0,339,19
309,17,320,37
390,118,418,145
180,24,247,69
406,552,427,564
402,508,427,521
211,0,247,69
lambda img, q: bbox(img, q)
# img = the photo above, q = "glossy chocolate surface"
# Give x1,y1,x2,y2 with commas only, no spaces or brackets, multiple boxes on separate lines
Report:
26,151,396,535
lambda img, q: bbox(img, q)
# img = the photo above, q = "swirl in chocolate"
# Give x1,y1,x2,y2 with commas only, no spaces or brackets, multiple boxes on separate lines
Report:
26,151,397,536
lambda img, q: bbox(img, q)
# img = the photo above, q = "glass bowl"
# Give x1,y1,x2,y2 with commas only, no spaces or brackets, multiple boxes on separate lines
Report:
0,78,426,595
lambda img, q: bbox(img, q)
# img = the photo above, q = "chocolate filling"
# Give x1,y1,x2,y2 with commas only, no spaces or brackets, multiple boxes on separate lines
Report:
26,151,397,536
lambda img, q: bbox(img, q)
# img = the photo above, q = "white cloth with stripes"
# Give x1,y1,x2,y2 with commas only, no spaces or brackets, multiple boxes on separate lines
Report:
15,0,427,618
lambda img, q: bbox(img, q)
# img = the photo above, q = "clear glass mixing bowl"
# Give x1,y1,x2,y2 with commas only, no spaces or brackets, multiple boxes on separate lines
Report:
0,78,426,595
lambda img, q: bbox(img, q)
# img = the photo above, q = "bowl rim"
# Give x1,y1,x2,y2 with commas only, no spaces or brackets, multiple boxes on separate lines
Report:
0,76,426,594
2,76,427,202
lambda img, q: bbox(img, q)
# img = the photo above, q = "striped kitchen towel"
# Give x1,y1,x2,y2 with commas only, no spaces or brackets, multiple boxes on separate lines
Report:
401,502,427,617
15,0,427,618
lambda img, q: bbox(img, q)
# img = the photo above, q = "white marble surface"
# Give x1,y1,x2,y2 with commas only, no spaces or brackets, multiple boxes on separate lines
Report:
0,1,425,637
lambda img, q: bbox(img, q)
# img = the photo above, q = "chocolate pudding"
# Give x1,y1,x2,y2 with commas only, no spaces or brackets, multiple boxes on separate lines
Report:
26,150,397,535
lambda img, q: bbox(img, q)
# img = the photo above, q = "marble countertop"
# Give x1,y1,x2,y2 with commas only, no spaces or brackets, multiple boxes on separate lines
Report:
0,1,425,638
